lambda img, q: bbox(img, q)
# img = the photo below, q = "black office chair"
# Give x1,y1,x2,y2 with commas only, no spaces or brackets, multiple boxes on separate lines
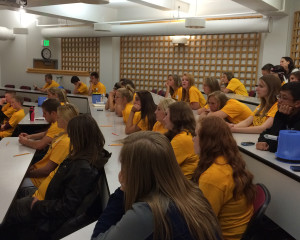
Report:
4,84,15,88
241,183,271,240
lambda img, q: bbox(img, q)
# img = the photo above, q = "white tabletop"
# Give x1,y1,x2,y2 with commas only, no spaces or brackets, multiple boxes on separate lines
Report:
19,106,49,125
0,137,35,223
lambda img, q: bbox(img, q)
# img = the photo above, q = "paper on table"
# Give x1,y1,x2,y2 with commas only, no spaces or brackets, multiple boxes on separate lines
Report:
34,117,45,120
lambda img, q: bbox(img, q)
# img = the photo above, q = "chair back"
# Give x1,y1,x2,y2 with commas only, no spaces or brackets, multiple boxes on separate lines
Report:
241,183,271,240
20,85,32,90
4,84,15,88
248,90,256,97
158,89,166,96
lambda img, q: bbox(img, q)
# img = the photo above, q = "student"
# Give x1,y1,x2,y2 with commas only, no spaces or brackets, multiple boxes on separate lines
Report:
119,78,135,89
280,56,298,81
0,91,16,123
71,76,89,95
47,87,69,104
201,91,252,124
88,72,106,95
197,77,221,115
125,90,156,134
261,63,274,76
0,96,25,138
92,131,221,240
230,75,281,134
2,114,111,238
181,73,206,110
105,82,122,112
23,104,79,189
220,72,249,96
289,71,300,82
152,98,175,134
34,74,60,93
165,74,182,101
114,85,135,123
270,65,286,85
256,82,300,152
193,116,256,240
19,99,64,150
164,101,199,179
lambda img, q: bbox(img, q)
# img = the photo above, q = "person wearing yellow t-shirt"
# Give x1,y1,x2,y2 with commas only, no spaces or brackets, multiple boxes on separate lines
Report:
201,91,252,124
24,104,79,189
230,75,281,134
88,72,106,95
193,116,255,240
71,76,89,95
220,72,248,96
19,99,64,150
165,74,182,101
0,91,16,123
114,85,135,123
0,96,25,138
163,101,199,179
181,73,206,109
34,73,60,93
153,98,175,134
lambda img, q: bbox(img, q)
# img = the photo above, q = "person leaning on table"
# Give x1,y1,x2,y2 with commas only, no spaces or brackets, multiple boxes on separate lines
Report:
220,72,248,96
34,73,60,93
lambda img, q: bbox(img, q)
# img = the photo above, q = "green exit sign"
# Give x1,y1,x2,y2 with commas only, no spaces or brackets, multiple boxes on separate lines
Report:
43,40,50,47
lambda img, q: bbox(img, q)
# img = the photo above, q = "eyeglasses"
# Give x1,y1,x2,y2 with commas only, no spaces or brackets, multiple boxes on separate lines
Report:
276,94,292,101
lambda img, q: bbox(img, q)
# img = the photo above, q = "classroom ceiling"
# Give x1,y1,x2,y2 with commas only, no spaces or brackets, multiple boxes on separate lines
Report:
0,0,288,26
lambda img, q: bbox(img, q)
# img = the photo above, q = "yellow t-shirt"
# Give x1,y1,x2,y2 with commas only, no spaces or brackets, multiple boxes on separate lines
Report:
46,121,64,139
3,105,16,118
252,102,278,126
2,103,11,112
172,87,182,101
171,131,199,180
221,99,252,124
185,86,206,108
91,82,106,95
152,121,168,134
122,102,133,123
226,78,248,96
132,111,149,131
198,156,253,240
0,109,25,138
77,82,89,95
43,80,60,90
31,133,69,188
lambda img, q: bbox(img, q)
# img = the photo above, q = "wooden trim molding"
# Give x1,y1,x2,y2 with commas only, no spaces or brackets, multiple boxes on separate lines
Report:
27,68,90,76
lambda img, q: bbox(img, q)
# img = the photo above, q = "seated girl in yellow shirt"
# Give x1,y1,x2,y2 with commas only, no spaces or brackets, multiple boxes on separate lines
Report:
230,75,281,133
114,85,135,123
47,87,69,105
125,90,156,134
201,91,252,124
164,74,182,101
181,73,206,109
193,116,256,240
152,98,175,134
163,101,199,179
220,72,248,96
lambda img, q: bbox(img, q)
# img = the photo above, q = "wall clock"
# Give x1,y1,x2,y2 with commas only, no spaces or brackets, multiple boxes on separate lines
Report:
41,48,51,60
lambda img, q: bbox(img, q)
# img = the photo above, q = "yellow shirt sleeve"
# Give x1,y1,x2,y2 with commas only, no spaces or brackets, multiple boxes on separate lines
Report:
8,109,25,127
77,82,89,95
173,87,182,101
122,103,133,123
221,99,252,124
43,80,59,89
3,106,16,118
189,86,206,107
2,103,10,112
152,121,168,134
137,116,149,131
92,82,106,94
46,122,64,139
226,78,248,96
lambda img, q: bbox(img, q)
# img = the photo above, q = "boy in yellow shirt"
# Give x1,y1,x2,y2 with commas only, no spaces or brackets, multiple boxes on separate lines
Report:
71,76,89,95
0,91,16,123
34,73,60,93
88,72,106,95
0,96,25,138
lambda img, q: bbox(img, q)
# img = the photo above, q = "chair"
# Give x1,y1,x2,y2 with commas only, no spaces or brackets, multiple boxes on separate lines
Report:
4,84,15,88
151,89,157,94
158,89,166,96
65,89,71,94
23,97,32,102
248,90,256,97
20,85,32,90
241,183,271,240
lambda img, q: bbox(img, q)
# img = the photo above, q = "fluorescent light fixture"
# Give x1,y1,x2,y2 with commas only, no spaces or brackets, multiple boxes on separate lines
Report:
94,23,112,31
185,18,205,28
170,35,190,45
13,27,28,34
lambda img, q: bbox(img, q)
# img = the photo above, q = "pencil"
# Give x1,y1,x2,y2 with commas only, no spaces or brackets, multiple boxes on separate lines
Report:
112,132,119,136
13,153,31,157
108,144,123,146
100,125,113,127
6,142,9,146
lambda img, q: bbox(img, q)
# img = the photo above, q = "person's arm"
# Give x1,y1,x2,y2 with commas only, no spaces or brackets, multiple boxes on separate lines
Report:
88,81,93,96
125,106,141,134
222,88,233,93
256,142,269,151
231,117,274,134
114,103,124,117
24,131,46,140
190,102,200,110
165,83,170,98
26,161,58,178
207,110,228,119
106,92,116,112
34,85,47,93
233,116,254,128
73,85,79,94
19,135,52,150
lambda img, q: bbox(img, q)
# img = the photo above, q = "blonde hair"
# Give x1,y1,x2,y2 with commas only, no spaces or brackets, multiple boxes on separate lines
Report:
182,73,195,102
117,85,135,103
158,98,175,112
48,87,69,103
57,103,79,124
121,131,221,240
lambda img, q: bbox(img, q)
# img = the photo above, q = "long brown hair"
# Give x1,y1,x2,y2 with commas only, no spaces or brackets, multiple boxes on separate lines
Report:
207,91,229,111
164,101,196,141
67,114,105,166
121,131,221,240
136,90,156,130
192,116,256,205
255,74,281,117
168,74,181,96
203,77,221,94
181,73,195,102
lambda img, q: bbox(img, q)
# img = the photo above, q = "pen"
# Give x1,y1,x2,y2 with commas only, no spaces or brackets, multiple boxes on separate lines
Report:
13,153,31,157
100,125,113,127
6,142,9,146
97,109,103,111
108,144,123,146
112,132,119,136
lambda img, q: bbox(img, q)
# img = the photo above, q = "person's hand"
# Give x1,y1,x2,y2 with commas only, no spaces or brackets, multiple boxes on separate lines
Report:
278,104,293,115
165,82,170,88
31,197,39,210
118,171,125,191
131,103,141,113
19,135,28,144
0,124,5,131
109,91,115,98
19,132,29,138
0,98,6,105
256,142,269,151
227,122,234,128
197,108,206,115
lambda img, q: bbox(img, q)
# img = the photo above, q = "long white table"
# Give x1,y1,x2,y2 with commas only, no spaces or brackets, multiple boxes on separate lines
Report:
0,137,35,223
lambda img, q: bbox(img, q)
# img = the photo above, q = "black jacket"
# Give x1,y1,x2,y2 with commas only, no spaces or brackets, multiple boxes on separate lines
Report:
31,149,111,232
258,110,300,152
